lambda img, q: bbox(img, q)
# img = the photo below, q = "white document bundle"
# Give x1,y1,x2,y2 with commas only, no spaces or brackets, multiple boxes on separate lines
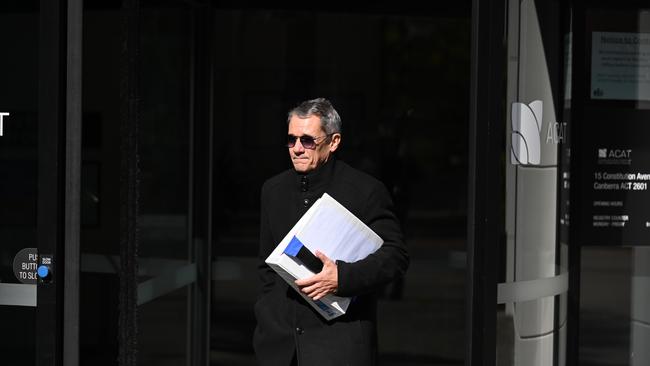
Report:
265,193,383,320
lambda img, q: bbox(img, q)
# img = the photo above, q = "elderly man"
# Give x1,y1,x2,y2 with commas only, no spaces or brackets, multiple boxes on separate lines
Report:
253,98,409,366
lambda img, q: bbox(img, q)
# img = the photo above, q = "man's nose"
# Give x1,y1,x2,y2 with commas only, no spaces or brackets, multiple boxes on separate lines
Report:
293,139,305,154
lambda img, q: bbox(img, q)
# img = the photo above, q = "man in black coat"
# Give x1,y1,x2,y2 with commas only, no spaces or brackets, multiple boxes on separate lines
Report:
253,98,409,366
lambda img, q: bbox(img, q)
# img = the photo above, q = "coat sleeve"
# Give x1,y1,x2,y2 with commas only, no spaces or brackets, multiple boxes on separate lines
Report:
335,183,409,297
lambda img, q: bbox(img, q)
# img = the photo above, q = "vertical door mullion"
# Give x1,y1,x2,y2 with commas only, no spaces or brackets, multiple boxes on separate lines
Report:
63,0,83,365
467,0,507,365
37,0,83,365
37,0,66,364
567,1,586,364
118,0,141,365
188,3,213,365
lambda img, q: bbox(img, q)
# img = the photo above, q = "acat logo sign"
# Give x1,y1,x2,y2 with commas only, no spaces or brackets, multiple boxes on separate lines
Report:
0,112,9,136
599,148,632,159
510,100,567,166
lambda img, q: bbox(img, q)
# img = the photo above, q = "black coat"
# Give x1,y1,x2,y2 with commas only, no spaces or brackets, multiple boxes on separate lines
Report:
253,157,409,366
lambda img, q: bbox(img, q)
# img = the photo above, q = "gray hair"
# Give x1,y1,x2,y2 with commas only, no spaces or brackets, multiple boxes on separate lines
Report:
287,97,342,135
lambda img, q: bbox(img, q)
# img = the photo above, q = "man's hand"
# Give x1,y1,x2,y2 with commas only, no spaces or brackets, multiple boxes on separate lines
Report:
295,251,338,301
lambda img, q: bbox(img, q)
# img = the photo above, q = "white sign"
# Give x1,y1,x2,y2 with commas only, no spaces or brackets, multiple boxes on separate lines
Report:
0,112,8,136
591,32,650,101
13,248,38,284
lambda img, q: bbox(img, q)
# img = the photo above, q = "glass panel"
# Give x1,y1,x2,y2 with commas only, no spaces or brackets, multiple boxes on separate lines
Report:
210,7,470,365
0,2,40,365
578,7,650,366
497,0,570,365
81,2,192,364
137,3,191,365
80,5,122,364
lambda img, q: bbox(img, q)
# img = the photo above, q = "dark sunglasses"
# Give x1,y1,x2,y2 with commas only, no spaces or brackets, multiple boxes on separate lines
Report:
286,134,333,149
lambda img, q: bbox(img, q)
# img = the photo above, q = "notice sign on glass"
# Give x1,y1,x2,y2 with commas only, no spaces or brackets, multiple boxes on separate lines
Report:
580,107,650,246
591,32,650,101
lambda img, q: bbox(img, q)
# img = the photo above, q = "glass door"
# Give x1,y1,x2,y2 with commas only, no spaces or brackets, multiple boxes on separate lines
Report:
0,2,40,365
499,1,571,365
208,3,472,365
79,1,212,365
468,0,572,365
572,4,650,365
1,1,83,365
2,1,211,365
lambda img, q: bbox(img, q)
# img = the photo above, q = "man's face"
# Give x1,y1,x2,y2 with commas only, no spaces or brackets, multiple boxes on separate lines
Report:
287,114,340,173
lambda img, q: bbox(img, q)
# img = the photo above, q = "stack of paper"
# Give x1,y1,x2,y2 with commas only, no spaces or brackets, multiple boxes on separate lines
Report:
265,193,383,320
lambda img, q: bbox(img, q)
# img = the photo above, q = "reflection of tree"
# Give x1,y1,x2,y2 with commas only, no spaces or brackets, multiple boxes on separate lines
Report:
382,17,470,217
339,18,471,300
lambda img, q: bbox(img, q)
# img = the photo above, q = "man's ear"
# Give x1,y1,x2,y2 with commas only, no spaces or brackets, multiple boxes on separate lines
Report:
329,133,342,152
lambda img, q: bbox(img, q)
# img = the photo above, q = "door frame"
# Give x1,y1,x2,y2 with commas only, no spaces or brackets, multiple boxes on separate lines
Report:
36,0,82,365
466,0,507,365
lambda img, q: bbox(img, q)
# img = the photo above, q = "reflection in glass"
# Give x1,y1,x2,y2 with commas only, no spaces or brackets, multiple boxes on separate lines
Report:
0,3,39,365
80,3,193,364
